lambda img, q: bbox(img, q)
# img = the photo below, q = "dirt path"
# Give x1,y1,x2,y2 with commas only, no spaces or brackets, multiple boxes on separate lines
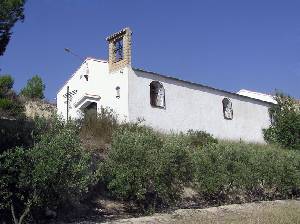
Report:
94,199,300,224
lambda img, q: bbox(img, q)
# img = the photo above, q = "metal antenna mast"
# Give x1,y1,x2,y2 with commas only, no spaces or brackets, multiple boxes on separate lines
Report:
66,86,69,121
64,48,85,121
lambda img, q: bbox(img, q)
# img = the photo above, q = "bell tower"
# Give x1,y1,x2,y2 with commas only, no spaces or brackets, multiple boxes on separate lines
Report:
106,27,132,73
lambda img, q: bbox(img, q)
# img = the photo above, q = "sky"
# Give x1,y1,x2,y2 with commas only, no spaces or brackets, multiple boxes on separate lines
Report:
0,0,300,102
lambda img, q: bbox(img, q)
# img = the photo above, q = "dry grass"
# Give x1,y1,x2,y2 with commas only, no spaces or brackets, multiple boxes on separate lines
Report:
79,107,118,153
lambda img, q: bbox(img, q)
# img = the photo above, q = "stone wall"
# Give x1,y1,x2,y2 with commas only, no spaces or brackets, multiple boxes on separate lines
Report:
25,100,56,119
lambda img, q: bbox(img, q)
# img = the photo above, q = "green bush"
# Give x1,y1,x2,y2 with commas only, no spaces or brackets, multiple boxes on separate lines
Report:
30,118,95,206
20,75,45,99
0,74,25,118
0,147,33,224
0,98,24,117
0,118,34,152
192,141,300,203
0,117,96,224
185,129,218,148
0,98,11,109
102,124,193,210
0,75,24,118
263,92,300,150
0,75,14,97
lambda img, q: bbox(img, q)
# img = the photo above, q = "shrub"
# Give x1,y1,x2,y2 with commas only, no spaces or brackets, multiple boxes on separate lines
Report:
79,107,118,150
0,75,24,118
0,147,33,224
0,98,24,117
0,74,25,118
102,124,193,211
185,129,218,148
263,92,300,150
0,118,34,152
154,135,194,204
20,75,45,99
0,117,96,224
192,141,300,204
0,75,14,97
29,118,95,207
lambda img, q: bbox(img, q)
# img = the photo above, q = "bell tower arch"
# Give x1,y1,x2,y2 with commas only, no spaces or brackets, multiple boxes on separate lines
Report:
106,27,132,73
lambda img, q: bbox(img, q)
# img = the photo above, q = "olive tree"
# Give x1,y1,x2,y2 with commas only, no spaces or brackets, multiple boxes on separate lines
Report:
0,117,96,224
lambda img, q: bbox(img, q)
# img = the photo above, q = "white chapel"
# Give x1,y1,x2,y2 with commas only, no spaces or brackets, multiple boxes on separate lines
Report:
57,28,275,143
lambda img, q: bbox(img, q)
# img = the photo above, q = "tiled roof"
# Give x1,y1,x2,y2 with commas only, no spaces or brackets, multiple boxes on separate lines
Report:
133,67,275,105
106,27,131,41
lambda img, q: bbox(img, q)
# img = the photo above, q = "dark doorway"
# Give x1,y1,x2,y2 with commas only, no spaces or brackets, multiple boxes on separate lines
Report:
84,102,97,118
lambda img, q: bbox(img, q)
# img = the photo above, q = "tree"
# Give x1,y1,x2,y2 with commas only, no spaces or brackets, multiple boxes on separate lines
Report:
263,92,300,150
20,75,45,99
0,117,96,224
0,0,26,56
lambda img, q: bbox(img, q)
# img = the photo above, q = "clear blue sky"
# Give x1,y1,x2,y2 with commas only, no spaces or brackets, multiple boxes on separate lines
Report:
0,0,300,102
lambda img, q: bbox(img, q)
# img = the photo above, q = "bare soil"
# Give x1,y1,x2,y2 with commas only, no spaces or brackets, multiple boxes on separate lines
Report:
73,199,300,224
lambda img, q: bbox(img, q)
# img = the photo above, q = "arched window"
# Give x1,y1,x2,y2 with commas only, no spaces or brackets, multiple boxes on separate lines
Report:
114,38,123,62
222,98,233,120
150,81,165,108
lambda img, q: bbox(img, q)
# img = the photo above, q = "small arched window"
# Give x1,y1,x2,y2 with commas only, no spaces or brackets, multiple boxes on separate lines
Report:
150,81,165,108
114,38,123,62
222,98,233,120
116,86,120,98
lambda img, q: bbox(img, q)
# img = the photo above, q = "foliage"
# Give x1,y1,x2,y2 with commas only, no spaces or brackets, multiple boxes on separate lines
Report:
263,92,300,150
0,74,24,118
20,75,45,99
192,141,300,204
0,74,14,96
0,147,34,224
0,118,34,152
0,0,26,56
185,129,218,148
0,110,53,153
0,117,96,224
102,124,193,211
29,117,95,207
0,98,24,117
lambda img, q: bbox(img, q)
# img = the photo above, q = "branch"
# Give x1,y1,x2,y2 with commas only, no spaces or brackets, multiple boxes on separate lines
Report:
10,203,18,224
18,203,31,224
10,190,38,224
19,190,38,224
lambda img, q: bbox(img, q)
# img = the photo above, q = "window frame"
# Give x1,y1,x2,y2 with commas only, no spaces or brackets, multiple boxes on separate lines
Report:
116,86,120,98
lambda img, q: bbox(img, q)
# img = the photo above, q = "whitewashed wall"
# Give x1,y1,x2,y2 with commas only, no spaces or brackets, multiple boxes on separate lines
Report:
128,68,272,143
58,60,272,143
57,59,129,121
